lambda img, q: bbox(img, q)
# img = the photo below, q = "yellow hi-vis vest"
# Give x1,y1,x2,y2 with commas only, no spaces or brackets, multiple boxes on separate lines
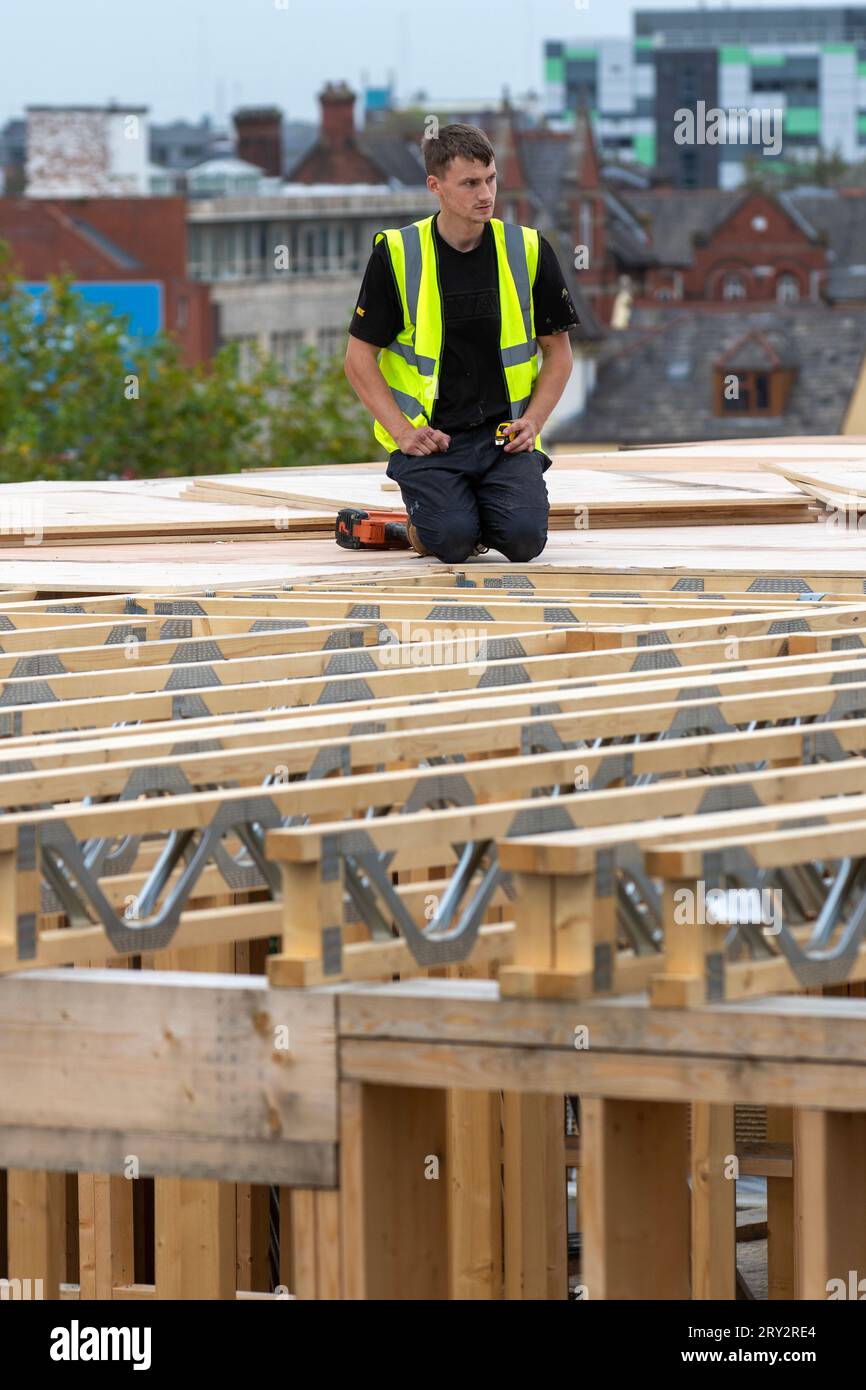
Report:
372,215,541,454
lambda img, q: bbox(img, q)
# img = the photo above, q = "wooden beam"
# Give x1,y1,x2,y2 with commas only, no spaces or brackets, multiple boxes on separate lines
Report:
0,971,338,1184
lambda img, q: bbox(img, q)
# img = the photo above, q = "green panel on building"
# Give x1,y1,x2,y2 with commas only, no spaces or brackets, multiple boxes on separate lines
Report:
859,62,866,76
633,134,656,166
858,113,866,135
720,46,751,65
545,57,565,83
823,44,856,56
785,107,820,136
565,48,597,61
634,38,653,51
750,53,785,66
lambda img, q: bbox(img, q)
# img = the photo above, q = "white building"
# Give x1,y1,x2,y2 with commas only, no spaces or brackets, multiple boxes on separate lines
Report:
25,105,150,198
187,184,436,370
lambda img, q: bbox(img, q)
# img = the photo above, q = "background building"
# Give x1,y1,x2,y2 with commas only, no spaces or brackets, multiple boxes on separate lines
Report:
25,105,152,198
545,5,866,188
0,195,212,365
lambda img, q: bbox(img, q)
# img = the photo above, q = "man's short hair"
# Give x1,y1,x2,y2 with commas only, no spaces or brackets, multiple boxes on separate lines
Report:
422,123,495,178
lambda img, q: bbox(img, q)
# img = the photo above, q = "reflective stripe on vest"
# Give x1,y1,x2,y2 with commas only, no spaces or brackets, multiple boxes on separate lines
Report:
372,216,541,453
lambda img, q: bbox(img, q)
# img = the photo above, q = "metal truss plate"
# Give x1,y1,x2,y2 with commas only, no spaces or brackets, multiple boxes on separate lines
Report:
477,663,530,687
631,632,681,672
426,604,494,621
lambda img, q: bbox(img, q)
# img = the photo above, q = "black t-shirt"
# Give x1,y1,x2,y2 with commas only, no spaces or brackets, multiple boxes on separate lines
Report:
349,216,579,431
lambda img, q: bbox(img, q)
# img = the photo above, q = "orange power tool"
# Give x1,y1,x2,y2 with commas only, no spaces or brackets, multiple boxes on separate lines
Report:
335,506,411,550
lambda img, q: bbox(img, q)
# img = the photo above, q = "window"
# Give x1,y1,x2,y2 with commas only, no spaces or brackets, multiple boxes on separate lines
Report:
721,273,747,301
777,273,800,304
271,330,306,376
679,148,699,189
716,368,789,416
317,327,341,359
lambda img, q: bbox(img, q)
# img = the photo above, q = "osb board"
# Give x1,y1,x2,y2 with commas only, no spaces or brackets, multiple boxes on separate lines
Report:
183,468,809,517
0,517,864,592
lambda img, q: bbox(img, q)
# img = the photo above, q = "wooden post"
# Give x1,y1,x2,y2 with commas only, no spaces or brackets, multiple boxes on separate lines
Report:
581,1097,690,1299
498,841,598,1000
152,937,238,1299
794,1109,866,1300
78,1174,134,1299
268,857,342,987
7,1170,67,1299
691,1103,736,1299
446,1089,502,1298
502,1093,567,1299
154,1178,236,1300
651,871,726,1009
339,1081,366,1300
338,1082,448,1300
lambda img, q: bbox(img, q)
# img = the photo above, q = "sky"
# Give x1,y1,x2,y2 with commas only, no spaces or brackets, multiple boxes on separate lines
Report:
0,0,841,128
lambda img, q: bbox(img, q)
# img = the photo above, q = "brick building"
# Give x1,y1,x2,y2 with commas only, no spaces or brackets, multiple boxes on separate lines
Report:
287,83,427,187
622,187,828,305
0,196,212,366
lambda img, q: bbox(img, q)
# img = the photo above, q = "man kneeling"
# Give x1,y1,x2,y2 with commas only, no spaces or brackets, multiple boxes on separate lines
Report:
344,123,578,564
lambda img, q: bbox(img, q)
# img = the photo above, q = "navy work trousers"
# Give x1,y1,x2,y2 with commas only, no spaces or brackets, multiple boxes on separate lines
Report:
386,419,551,565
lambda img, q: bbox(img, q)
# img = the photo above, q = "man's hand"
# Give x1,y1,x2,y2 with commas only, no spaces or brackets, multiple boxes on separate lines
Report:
502,416,539,453
396,424,451,456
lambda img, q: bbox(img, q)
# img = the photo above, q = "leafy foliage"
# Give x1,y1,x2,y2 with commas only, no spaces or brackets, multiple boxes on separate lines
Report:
0,242,381,480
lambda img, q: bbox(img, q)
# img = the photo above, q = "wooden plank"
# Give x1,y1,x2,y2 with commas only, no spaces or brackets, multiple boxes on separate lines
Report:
6,1170,67,1299
154,1177,236,1299
77,1174,134,1300
691,1104,736,1300
446,1089,502,1299
580,1097,690,1299
357,1084,448,1300
350,1030,866,1105
794,1110,866,1300
338,1081,366,1301
503,1093,567,1299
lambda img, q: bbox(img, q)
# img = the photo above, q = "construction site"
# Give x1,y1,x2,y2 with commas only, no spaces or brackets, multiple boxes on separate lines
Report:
2,437,866,1308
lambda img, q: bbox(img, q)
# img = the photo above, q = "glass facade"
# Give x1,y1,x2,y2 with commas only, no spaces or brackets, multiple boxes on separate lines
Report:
545,7,866,186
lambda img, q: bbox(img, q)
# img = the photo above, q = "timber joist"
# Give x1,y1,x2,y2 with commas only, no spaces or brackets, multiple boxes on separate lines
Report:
7,446,866,1301
2,569,866,999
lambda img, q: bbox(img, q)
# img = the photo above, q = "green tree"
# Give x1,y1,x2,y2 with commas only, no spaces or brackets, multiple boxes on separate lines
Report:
0,242,381,479
267,345,381,468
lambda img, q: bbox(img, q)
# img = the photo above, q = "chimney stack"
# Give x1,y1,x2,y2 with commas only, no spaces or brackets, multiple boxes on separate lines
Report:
319,82,357,150
233,106,283,177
